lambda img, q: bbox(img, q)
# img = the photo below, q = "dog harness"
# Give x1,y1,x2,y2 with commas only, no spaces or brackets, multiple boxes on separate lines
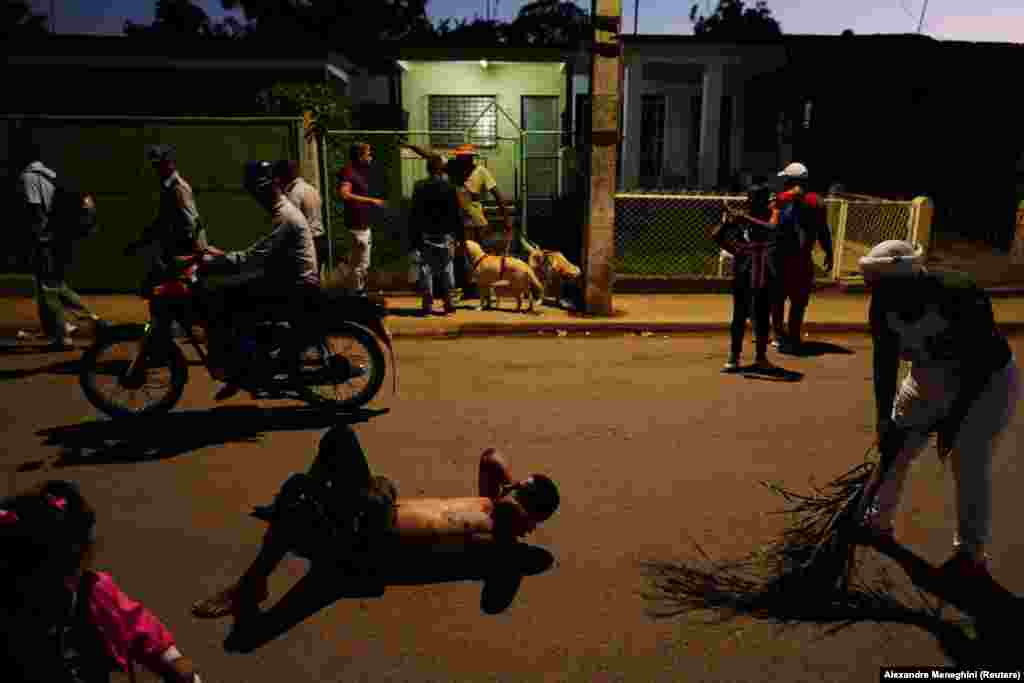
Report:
470,252,509,280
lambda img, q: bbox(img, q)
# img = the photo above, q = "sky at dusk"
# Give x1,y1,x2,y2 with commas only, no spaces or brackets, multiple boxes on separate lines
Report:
27,0,1024,44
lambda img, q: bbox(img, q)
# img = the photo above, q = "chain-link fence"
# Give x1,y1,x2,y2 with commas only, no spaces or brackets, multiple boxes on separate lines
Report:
832,199,914,277
613,192,921,280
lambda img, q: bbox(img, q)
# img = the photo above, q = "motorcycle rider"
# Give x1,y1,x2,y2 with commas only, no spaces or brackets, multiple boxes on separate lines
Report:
201,161,321,402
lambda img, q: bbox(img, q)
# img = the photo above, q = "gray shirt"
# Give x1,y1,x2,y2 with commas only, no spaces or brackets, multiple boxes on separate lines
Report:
221,195,319,287
285,177,323,239
18,161,57,242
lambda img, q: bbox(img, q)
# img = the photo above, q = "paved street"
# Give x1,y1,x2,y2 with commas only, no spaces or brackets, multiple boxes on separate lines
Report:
2,333,1022,682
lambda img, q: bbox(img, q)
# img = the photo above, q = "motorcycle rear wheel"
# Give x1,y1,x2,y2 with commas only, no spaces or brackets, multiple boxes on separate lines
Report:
79,336,188,418
294,322,385,411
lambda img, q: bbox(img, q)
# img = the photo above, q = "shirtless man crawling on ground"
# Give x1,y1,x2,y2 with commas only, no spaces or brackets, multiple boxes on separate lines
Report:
192,425,560,619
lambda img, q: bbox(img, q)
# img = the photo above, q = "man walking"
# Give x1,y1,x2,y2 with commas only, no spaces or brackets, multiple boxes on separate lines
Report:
125,144,208,294
410,155,461,316
336,142,385,296
770,162,834,354
18,141,104,350
274,159,326,277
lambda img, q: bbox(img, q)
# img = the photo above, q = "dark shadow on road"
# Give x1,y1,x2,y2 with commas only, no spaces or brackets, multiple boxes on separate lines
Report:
24,407,390,471
223,542,556,654
641,539,1021,667
738,365,804,382
0,357,80,381
781,341,856,357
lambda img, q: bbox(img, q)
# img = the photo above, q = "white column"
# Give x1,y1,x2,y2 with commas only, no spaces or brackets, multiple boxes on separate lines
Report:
699,62,725,189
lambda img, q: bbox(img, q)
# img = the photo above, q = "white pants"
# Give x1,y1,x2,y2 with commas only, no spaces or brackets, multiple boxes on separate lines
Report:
869,357,1020,556
349,228,372,292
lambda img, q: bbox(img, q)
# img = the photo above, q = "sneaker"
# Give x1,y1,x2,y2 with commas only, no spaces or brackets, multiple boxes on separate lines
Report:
721,356,740,373
192,583,270,620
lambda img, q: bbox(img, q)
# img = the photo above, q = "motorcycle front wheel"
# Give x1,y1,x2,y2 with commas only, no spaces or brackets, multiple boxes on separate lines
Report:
79,335,188,418
294,322,386,411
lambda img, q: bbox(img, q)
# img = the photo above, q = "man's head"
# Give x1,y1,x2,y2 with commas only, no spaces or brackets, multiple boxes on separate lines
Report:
147,144,177,180
508,474,560,523
243,160,282,209
778,161,809,191
858,240,926,287
350,142,373,167
746,183,774,220
273,159,301,186
426,154,445,176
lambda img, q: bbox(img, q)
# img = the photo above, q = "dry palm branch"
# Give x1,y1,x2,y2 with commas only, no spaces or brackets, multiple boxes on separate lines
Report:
642,441,943,630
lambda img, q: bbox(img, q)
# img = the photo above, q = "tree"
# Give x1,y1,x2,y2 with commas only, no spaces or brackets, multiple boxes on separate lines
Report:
3,0,49,40
124,0,250,39
689,0,782,41
506,0,589,47
219,0,434,45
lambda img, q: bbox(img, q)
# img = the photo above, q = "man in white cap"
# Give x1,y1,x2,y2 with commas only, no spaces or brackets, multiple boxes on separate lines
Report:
770,162,834,354
854,240,1020,584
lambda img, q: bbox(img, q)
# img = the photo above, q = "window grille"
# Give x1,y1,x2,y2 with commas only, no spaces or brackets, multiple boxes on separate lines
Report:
429,95,497,148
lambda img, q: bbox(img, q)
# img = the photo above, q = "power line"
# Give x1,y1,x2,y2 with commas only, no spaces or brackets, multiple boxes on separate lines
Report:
917,0,930,33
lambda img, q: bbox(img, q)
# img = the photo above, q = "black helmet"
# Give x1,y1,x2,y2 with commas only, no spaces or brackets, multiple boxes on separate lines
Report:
243,160,274,193
146,144,176,164
512,474,560,521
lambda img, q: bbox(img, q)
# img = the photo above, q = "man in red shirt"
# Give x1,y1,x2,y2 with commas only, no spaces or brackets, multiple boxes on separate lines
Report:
770,162,835,354
337,143,386,296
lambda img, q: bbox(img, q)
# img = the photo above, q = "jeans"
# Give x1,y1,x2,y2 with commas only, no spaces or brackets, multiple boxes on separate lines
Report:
348,228,372,293
868,357,1021,556
417,236,455,299
33,243,94,340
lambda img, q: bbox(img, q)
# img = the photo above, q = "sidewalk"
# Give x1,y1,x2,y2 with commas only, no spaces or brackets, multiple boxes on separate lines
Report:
5,288,1024,340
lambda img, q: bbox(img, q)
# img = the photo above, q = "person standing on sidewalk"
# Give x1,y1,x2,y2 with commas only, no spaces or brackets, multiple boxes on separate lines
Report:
712,183,779,372
409,155,461,316
854,240,1020,584
124,144,208,295
274,159,326,277
337,143,385,296
770,162,834,354
17,142,105,350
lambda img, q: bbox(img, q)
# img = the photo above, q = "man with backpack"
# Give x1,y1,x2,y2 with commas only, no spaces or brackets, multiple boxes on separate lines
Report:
17,141,105,350
770,162,835,354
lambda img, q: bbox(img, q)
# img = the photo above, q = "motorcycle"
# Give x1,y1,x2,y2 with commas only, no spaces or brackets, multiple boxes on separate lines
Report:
78,247,397,418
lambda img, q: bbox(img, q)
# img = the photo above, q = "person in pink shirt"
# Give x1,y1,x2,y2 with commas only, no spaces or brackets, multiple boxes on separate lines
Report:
0,479,201,683
192,425,559,619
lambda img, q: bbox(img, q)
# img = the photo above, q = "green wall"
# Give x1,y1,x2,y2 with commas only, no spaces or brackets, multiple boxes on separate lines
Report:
7,117,301,292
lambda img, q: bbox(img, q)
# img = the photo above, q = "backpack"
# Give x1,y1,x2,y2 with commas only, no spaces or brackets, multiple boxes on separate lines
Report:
49,184,98,242
25,170,98,242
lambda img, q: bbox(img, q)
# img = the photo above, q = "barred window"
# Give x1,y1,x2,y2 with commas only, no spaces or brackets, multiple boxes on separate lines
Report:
429,95,497,149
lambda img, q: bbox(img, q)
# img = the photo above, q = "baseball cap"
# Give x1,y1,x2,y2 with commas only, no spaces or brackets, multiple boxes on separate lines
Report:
778,162,809,179
146,144,176,163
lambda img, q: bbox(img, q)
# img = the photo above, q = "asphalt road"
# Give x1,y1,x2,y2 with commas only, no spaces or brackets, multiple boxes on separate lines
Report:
1,333,1022,682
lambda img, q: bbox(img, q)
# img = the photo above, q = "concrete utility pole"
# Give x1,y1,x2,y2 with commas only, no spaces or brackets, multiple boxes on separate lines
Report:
584,0,623,316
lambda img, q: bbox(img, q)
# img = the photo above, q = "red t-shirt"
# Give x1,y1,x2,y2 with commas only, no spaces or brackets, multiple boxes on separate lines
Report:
338,164,370,229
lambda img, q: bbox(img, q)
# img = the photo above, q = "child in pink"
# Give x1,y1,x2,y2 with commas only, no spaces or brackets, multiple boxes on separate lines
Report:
0,479,201,683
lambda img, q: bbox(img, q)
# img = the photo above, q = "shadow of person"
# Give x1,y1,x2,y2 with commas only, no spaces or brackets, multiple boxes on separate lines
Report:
739,364,804,382
789,340,856,357
642,535,1021,668
24,407,390,471
0,357,80,381
223,542,556,654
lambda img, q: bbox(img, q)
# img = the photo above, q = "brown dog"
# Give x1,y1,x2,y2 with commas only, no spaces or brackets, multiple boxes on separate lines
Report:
525,245,582,301
461,240,544,313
